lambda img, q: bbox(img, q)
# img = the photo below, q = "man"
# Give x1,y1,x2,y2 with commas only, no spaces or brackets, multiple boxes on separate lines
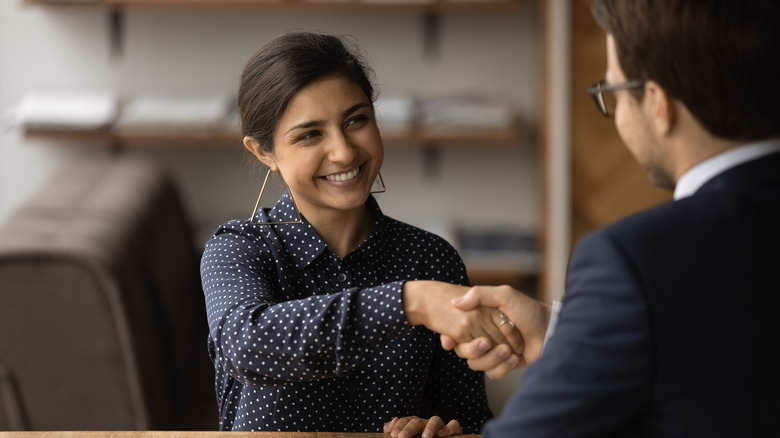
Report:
441,0,780,436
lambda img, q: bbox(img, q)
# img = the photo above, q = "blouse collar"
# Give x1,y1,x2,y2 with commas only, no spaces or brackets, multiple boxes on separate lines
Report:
259,192,388,271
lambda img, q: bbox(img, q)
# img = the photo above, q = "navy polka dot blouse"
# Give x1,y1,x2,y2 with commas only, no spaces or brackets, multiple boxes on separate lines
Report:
200,192,493,432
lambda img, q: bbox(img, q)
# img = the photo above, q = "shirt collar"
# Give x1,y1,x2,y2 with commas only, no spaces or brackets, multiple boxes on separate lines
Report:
263,192,387,271
674,138,780,200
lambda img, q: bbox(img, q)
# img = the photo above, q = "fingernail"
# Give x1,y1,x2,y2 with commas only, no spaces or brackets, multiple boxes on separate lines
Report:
507,354,520,367
422,431,432,438
451,296,464,305
478,338,490,351
497,347,510,359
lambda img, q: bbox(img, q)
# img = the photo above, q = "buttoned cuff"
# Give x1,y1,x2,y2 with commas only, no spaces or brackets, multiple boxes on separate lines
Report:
542,300,563,354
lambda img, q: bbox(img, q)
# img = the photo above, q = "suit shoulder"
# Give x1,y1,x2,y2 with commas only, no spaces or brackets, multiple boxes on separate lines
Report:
598,197,712,243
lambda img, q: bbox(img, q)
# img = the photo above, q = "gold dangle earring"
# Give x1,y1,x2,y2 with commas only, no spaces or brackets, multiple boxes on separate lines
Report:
248,168,303,225
370,172,387,194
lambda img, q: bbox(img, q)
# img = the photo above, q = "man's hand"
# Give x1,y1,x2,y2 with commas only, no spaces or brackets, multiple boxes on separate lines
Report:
402,280,524,354
441,337,526,379
440,285,552,378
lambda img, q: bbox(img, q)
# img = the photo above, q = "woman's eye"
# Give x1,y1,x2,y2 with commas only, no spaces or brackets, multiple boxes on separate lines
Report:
295,131,320,143
347,114,369,127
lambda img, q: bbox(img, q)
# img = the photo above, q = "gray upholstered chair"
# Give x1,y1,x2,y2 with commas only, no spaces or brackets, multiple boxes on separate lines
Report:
0,157,216,431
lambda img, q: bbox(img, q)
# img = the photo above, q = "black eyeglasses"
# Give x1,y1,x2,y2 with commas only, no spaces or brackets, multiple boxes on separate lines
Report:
586,80,644,117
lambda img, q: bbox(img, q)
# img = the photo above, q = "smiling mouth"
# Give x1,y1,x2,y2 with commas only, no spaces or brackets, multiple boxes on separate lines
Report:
324,165,361,182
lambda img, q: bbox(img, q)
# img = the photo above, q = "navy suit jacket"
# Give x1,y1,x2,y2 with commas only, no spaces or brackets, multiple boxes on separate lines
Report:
484,151,780,437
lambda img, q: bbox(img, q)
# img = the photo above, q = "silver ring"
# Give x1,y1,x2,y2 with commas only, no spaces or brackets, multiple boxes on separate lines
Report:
498,312,515,328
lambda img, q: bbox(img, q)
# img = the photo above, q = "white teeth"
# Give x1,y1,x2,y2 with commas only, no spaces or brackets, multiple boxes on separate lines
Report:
325,168,359,182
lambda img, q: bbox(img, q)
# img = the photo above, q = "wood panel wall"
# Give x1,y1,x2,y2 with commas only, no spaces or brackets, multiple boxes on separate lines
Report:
569,0,671,245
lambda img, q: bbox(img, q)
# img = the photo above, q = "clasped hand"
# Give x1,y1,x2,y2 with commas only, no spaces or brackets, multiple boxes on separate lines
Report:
439,285,552,379
402,281,525,357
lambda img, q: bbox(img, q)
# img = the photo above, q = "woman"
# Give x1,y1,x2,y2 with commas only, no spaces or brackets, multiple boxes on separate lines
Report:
201,31,519,436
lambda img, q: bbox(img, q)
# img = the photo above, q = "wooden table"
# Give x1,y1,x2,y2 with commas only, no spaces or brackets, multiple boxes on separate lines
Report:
0,433,480,438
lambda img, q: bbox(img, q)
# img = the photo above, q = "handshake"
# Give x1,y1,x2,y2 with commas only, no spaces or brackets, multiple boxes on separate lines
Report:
402,281,553,379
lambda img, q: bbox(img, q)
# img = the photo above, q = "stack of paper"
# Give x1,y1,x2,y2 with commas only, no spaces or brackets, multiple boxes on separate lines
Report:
417,94,515,130
374,94,417,132
116,94,234,130
15,90,119,130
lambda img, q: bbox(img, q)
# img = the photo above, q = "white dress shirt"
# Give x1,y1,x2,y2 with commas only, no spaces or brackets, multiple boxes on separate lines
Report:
674,138,780,200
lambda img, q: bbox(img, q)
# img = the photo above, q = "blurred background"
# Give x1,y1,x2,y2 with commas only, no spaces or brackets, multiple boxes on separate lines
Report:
0,0,670,431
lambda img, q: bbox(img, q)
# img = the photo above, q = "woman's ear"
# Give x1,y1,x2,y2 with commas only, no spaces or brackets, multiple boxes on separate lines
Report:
643,80,676,137
243,136,277,171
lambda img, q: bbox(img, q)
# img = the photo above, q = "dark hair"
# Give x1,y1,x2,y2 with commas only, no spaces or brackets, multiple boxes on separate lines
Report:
591,0,780,141
238,31,377,153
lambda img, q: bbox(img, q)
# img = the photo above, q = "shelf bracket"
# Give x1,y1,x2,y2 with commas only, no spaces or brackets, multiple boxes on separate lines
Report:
109,7,124,59
422,11,441,60
422,144,441,181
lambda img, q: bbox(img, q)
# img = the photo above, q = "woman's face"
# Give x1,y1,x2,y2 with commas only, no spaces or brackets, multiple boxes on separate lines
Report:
259,75,384,219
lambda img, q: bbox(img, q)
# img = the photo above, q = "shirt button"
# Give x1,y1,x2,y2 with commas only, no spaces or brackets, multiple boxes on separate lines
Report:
337,273,348,282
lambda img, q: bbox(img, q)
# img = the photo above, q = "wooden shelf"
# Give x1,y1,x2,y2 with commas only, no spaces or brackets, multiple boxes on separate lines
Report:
466,267,538,297
23,124,522,148
23,127,234,147
23,0,519,12
383,125,520,145
21,0,523,148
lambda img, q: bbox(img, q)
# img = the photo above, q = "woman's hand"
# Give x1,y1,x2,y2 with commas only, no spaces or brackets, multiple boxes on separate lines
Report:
402,280,524,354
383,416,462,438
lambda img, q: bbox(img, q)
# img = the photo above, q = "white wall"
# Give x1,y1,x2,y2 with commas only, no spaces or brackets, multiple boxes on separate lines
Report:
0,2,539,243
0,0,538,416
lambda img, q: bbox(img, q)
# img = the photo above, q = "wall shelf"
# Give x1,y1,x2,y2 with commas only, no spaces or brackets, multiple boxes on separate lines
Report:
23,124,522,148
24,0,519,12
19,0,523,150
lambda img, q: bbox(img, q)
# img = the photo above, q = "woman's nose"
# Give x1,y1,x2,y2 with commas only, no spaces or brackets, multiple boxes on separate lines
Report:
327,132,357,163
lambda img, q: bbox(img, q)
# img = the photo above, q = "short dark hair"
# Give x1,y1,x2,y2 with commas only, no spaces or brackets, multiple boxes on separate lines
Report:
238,31,376,153
591,0,780,142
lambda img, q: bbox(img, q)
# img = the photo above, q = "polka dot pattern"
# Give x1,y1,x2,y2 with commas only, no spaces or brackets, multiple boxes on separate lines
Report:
201,193,492,432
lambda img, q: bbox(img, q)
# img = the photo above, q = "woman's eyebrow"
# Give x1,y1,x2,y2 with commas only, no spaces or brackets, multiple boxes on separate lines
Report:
285,120,321,134
342,102,370,118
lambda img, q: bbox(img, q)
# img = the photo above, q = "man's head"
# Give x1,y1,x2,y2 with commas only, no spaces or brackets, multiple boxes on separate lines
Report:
591,0,780,188
592,0,780,142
